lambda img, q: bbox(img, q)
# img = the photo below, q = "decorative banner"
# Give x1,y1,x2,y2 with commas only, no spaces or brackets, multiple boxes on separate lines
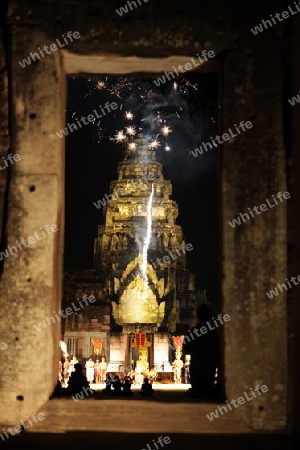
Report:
92,339,103,355
135,331,146,348
172,335,184,350
132,330,151,348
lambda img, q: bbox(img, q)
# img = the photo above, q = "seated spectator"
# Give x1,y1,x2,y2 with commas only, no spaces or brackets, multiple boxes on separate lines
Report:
67,363,91,396
140,377,154,396
112,375,122,395
102,374,112,392
122,376,133,396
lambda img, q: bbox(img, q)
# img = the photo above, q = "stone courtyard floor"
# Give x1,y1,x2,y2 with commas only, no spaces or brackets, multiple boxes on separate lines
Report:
0,387,297,449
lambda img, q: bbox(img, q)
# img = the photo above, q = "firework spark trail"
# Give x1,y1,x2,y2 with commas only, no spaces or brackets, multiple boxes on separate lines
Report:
142,183,154,283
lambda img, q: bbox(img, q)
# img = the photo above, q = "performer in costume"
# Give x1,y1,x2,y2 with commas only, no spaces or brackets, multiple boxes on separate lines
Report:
184,355,191,384
99,356,107,383
172,354,183,384
85,358,95,383
94,360,100,384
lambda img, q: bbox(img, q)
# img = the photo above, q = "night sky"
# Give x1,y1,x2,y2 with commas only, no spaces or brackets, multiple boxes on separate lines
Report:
64,74,219,302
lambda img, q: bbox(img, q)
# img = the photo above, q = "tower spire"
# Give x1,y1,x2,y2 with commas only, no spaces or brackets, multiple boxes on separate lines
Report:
94,133,186,328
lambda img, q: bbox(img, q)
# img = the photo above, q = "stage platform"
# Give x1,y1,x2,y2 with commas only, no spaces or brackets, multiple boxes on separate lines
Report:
89,382,191,392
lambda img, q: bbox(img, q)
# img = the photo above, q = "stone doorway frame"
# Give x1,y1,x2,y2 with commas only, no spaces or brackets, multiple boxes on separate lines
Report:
0,24,288,432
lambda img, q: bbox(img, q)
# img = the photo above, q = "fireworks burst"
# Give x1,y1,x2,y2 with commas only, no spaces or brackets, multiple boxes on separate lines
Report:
126,126,136,136
125,111,134,120
162,126,171,136
148,139,160,149
96,80,106,90
114,130,126,143
75,74,218,155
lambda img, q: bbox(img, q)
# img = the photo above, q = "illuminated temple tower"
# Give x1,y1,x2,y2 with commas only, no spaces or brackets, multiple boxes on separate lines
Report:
92,134,201,371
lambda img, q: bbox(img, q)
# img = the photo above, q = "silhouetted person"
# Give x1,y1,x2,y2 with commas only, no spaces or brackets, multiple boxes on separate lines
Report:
184,303,220,399
67,363,91,396
122,376,133,396
140,377,154,396
112,375,122,395
102,374,112,392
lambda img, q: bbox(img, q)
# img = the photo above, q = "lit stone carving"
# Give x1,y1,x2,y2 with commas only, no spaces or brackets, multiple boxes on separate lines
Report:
112,274,165,325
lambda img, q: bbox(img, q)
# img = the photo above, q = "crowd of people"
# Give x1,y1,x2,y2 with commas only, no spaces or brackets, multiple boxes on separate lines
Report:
85,357,108,383
54,304,220,400
55,355,155,398
102,374,154,396
58,355,79,388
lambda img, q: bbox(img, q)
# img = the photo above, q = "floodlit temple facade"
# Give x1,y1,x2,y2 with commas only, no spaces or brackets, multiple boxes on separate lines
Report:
63,135,204,372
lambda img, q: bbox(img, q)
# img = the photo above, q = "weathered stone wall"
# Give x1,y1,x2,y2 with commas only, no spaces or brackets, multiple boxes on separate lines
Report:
153,333,169,367
0,0,295,433
109,333,127,367
290,8,300,442
0,28,9,248
222,32,287,430
0,20,66,424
